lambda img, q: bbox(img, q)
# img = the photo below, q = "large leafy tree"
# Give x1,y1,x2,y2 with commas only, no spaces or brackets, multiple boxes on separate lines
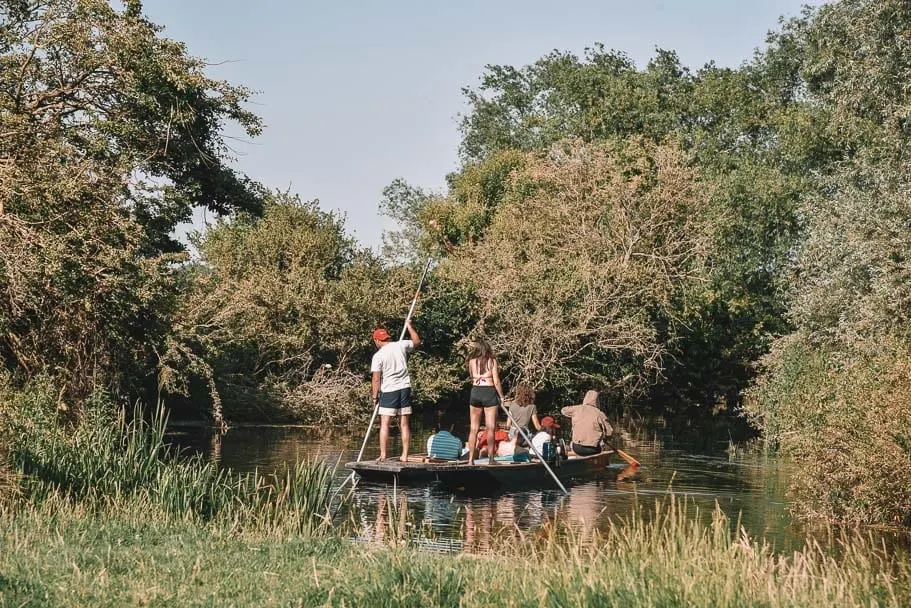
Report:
423,44,822,410
1,0,264,251
427,139,715,395
167,192,417,423
0,0,264,403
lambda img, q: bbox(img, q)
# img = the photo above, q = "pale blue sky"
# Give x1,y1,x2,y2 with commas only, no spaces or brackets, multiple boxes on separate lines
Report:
143,0,821,250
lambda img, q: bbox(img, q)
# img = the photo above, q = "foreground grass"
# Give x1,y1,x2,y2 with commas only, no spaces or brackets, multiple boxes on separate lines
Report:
2,380,909,607
2,497,909,608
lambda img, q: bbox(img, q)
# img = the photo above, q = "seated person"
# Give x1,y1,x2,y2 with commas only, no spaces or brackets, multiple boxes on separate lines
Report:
495,431,529,459
505,383,541,438
560,390,613,456
426,422,463,461
477,427,509,459
529,416,560,461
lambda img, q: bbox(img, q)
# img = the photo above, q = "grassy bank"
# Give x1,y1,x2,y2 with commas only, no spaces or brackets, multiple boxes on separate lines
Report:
1,381,909,607
0,378,339,535
2,496,909,607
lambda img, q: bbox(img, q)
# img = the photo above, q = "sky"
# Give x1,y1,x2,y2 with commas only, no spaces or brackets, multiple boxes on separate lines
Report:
142,0,822,251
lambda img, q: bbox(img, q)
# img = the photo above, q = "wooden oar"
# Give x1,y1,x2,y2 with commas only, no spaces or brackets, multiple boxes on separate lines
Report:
603,438,639,467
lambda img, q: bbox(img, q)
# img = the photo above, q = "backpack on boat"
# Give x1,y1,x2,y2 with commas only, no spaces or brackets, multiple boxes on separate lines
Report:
540,439,556,463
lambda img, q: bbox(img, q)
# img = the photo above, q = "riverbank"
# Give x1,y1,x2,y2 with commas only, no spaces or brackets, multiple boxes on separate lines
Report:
2,387,909,607
2,496,908,607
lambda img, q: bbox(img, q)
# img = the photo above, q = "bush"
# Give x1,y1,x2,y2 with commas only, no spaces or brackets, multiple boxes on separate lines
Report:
747,338,911,526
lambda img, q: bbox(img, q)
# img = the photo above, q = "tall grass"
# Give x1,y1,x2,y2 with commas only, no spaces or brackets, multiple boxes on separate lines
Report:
1,493,908,607
2,378,909,605
0,377,341,534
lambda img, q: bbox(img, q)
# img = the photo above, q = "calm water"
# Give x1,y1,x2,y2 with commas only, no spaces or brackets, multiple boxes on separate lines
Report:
168,418,811,554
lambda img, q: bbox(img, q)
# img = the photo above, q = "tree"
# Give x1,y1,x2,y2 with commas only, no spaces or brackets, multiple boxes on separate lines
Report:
745,0,911,526
0,0,264,403
436,139,715,394
166,192,415,423
459,45,691,161
0,0,264,253
746,161,911,525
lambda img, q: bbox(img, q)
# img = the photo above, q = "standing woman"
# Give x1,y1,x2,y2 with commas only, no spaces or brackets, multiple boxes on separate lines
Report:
466,340,505,465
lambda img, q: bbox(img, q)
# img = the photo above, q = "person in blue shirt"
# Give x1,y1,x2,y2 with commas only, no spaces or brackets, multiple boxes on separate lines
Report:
426,413,463,461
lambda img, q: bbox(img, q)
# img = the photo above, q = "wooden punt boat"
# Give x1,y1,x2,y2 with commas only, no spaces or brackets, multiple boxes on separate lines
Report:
345,450,614,494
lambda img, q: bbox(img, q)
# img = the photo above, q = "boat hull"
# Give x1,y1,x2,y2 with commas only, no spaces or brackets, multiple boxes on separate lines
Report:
345,451,613,493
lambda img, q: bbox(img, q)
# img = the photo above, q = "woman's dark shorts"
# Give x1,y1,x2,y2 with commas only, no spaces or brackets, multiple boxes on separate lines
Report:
571,442,601,456
469,385,499,408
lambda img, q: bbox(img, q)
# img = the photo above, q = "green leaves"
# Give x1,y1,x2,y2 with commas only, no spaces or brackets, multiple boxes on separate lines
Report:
1,0,264,252
172,192,413,423
0,0,265,404
436,139,715,393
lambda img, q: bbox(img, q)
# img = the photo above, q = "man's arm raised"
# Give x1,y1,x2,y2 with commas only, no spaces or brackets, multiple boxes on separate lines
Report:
405,318,421,348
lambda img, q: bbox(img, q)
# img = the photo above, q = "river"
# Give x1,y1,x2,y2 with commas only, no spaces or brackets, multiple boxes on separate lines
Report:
167,417,822,555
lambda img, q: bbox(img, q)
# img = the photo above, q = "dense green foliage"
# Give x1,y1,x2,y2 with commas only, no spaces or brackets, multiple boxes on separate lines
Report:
383,40,820,412
433,139,715,394
167,192,414,423
0,0,263,406
741,0,911,527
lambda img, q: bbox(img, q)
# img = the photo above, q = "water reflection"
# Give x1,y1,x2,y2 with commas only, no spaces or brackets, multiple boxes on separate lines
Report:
167,422,807,554
369,491,409,546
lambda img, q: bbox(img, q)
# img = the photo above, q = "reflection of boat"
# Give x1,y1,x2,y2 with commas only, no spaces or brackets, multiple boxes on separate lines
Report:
345,451,613,494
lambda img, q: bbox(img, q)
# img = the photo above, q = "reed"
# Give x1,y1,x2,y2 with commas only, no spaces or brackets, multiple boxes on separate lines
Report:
0,379,341,535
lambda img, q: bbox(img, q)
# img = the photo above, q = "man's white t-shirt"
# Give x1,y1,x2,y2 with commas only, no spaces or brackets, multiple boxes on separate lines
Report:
370,340,414,393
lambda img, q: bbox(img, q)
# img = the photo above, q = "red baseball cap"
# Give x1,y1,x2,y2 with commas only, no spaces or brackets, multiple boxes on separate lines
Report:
372,328,391,341
541,415,560,428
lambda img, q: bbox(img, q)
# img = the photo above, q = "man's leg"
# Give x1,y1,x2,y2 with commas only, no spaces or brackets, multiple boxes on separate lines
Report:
378,415,391,461
399,414,410,462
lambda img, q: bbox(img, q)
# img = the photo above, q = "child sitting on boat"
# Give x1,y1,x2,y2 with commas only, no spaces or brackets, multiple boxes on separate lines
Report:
530,416,561,462
494,429,530,461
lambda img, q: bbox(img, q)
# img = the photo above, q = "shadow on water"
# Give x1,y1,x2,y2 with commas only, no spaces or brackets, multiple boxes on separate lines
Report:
165,419,907,556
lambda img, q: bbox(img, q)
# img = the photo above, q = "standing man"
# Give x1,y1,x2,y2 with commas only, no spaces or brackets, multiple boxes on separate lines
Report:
371,319,421,462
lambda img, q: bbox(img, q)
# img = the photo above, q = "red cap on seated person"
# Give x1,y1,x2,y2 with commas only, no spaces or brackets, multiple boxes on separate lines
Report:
541,415,560,429
372,328,391,341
